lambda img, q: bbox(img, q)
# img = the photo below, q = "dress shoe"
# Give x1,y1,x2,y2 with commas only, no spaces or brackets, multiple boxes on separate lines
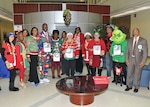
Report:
61,73,64,75
9,87,19,91
112,80,115,83
58,75,61,78
125,87,132,91
52,76,55,79
134,89,138,93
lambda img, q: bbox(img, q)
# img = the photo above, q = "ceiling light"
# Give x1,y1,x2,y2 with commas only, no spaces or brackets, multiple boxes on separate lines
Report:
111,6,150,18
0,14,13,22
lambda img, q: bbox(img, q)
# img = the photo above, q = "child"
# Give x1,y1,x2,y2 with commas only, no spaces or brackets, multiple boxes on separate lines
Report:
82,32,92,75
87,32,106,76
61,32,79,77
51,30,62,79
16,31,29,88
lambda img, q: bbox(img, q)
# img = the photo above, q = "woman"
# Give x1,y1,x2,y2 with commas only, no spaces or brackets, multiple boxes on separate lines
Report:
73,27,84,74
61,32,79,77
61,31,67,75
1,32,19,91
26,27,39,86
82,32,92,75
87,32,106,76
51,30,62,79
61,31,67,42
104,24,114,77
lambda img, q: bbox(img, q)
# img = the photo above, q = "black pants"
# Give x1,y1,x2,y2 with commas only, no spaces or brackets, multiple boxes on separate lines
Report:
29,55,39,84
65,59,76,77
9,68,17,89
85,63,92,75
91,67,103,76
113,61,127,83
75,50,83,73
61,56,66,74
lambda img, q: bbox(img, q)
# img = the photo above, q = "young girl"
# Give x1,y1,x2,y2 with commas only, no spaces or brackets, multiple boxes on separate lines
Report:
26,27,39,86
87,32,106,76
16,31,29,88
1,32,19,91
51,30,62,79
82,32,92,75
61,32,79,77
22,29,30,83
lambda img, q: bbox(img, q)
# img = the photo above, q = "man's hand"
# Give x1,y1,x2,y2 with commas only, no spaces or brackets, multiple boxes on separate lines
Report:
126,60,129,65
139,62,144,68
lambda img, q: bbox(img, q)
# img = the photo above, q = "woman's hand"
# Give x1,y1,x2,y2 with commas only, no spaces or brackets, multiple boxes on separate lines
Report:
28,57,31,62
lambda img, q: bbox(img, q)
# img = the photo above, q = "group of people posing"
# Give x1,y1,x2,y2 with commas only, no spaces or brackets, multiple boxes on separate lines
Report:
0,23,148,93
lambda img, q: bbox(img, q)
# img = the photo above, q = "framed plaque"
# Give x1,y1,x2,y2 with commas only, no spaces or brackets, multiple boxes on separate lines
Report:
93,45,101,55
43,42,51,52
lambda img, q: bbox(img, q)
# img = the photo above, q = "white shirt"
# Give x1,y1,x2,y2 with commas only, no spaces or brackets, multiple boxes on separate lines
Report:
132,36,140,57
132,36,140,47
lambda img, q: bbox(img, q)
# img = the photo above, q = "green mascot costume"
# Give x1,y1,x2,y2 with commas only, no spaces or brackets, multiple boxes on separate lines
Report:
110,26,127,84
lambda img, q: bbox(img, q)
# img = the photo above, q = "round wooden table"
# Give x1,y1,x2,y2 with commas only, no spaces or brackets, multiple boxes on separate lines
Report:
56,76,108,105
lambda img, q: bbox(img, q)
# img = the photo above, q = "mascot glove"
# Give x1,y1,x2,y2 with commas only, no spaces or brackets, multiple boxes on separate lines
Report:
120,52,124,55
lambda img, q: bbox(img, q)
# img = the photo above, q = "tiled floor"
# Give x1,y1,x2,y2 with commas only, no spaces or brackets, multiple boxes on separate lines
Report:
0,66,150,107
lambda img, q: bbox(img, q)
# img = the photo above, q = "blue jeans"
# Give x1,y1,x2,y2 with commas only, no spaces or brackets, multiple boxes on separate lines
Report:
105,53,113,77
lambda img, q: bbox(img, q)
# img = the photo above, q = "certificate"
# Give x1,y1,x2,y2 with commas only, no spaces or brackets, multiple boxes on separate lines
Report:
53,53,60,62
64,48,74,59
43,42,51,52
93,45,101,55
113,45,121,55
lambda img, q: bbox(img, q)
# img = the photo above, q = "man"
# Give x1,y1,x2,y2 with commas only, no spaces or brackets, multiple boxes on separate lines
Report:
38,23,51,83
104,24,114,78
125,28,148,93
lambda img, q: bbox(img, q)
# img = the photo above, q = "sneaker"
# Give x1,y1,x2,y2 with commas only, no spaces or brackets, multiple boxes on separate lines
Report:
40,79,44,84
35,83,39,87
43,78,50,83
20,82,26,88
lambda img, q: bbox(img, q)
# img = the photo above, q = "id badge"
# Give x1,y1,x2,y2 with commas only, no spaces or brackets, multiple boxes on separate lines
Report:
65,48,73,59
85,50,89,60
43,42,51,52
93,45,101,55
113,45,121,55
53,53,60,62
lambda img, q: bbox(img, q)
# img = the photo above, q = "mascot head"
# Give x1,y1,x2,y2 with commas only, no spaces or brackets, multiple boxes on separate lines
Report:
111,26,126,44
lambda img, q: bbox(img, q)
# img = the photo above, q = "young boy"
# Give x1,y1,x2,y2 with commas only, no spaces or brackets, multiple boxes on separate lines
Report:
16,31,29,88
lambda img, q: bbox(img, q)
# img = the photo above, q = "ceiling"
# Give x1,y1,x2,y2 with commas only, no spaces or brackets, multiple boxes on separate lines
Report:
1,0,150,21
26,0,87,3
25,0,106,4
101,0,150,18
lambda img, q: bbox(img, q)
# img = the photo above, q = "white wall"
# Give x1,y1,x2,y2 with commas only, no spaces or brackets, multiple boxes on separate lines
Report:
23,11,102,35
131,9,150,56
